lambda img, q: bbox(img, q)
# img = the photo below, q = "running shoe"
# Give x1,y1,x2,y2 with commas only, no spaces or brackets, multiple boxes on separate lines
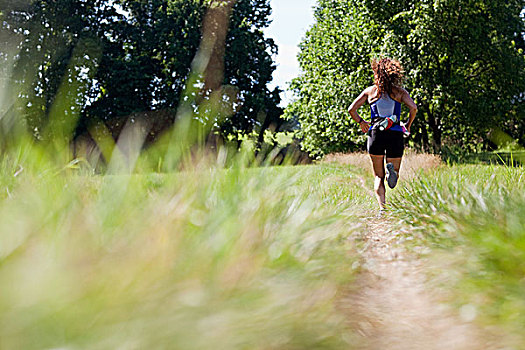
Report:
386,162,398,189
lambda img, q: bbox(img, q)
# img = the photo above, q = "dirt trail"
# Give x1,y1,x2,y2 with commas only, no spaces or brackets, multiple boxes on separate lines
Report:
330,153,504,349
341,217,499,350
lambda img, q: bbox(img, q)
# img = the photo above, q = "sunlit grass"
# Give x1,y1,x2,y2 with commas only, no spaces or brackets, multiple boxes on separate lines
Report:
391,164,525,343
0,144,374,349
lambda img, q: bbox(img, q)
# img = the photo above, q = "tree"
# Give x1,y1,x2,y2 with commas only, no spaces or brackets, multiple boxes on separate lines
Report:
1,0,283,145
2,0,108,142
284,0,384,158
222,0,283,141
83,0,205,123
287,0,525,157
382,0,525,152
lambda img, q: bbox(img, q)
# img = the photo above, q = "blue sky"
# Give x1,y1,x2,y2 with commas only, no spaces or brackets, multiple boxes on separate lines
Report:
266,0,317,105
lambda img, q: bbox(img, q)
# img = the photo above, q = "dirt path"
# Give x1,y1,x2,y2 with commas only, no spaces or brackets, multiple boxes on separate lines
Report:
340,214,503,350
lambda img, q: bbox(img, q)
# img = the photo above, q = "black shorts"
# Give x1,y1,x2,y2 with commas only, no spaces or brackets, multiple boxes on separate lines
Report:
367,129,404,158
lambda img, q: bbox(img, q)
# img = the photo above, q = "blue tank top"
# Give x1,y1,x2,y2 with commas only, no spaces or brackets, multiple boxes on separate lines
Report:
370,94,402,132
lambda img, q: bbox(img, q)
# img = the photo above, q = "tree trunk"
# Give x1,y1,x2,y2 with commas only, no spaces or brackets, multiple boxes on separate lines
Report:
256,111,271,150
427,111,442,153
198,0,237,94
420,118,430,152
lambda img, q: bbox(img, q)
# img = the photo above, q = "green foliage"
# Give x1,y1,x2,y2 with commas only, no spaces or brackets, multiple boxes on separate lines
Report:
222,0,283,137
387,0,525,151
285,0,384,158
86,0,206,118
1,0,283,143
287,0,525,157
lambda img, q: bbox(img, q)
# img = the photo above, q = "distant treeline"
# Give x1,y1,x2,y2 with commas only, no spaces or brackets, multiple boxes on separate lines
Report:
0,0,285,150
286,0,525,157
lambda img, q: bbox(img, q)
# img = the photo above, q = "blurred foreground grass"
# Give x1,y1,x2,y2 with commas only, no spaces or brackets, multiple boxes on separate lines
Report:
9,144,525,348
391,163,525,344
0,147,373,349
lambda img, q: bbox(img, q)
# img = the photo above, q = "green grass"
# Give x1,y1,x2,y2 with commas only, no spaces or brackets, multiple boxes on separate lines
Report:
0,147,374,349
391,163,525,343
6,140,525,348
446,151,525,166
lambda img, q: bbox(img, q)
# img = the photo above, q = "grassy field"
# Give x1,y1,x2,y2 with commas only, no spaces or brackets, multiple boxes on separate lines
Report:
0,146,377,349
1,147,525,348
391,162,525,343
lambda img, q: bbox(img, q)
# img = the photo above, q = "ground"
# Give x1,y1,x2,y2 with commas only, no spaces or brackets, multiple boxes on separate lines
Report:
343,217,496,349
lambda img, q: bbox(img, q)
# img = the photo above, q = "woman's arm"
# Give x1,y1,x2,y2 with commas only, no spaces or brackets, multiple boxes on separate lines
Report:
400,89,417,132
348,87,371,134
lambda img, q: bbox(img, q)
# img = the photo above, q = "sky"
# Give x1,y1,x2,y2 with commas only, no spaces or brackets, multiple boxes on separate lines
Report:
265,0,317,105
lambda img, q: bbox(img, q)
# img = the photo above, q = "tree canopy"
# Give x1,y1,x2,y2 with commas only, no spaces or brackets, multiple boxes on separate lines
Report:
1,0,283,145
287,0,525,157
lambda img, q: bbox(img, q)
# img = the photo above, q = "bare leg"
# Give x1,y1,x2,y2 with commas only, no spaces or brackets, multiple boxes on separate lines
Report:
370,155,386,209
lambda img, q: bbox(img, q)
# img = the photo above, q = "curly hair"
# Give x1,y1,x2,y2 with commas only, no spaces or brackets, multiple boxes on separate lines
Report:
371,57,404,96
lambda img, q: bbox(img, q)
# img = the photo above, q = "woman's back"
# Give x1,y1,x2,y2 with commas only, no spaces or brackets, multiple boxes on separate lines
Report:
372,93,397,118
368,85,403,104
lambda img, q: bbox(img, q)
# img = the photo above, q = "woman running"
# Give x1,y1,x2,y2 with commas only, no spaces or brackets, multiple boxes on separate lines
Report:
348,57,417,210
